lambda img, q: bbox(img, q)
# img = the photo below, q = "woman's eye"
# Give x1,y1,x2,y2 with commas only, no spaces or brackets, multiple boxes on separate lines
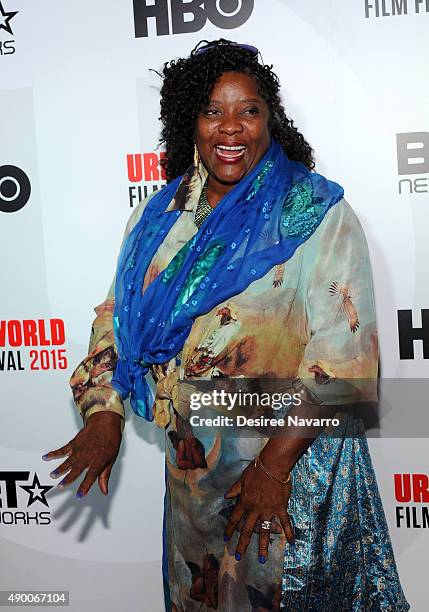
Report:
244,107,259,115
205,108,220,116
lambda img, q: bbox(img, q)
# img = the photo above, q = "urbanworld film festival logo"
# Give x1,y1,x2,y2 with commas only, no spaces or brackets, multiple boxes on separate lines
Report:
0,0,18,56
0,165,31,212
395,473,429,528
0,471,53,526
397,132,429,195
133,0,254,37
364,0,429,18
0,319,68,372
127,151,166,207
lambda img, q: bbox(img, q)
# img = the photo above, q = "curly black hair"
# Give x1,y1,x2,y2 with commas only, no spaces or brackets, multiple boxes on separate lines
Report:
155,39,315,183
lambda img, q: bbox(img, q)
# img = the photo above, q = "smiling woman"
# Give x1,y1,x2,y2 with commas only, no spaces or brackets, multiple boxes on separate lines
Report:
194,72,271,200
43,39,410,612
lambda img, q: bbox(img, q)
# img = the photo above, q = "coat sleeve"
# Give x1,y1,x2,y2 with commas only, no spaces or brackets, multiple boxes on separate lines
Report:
69,193,157,431
297,198,379,407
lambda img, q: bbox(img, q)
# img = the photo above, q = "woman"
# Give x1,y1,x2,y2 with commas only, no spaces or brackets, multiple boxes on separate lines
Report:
43,40,410,611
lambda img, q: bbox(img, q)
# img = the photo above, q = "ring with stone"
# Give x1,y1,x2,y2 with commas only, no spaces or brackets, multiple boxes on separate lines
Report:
261,520,272,531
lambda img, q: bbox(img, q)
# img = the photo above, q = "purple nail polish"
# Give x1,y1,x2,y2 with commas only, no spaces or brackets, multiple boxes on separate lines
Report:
76,491,84,499
50,470,58,477
259,555,266,564
235,552,241,561
223,535,229,542
290,541,295,547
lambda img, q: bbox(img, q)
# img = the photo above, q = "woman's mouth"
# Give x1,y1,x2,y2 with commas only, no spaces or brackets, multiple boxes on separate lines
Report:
214,144,246,164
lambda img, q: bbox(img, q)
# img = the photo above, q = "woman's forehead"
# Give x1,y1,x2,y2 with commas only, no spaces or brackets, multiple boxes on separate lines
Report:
208,72,262,99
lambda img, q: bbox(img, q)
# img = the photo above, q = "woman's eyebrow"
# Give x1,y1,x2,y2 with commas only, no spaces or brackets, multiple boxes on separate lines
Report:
207,98,262,105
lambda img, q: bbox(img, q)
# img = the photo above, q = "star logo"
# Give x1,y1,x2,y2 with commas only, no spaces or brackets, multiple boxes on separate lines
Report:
20,473,53,508
0,1,18,36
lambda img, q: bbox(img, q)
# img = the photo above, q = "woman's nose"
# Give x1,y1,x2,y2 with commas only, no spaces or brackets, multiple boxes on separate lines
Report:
218,115,244,135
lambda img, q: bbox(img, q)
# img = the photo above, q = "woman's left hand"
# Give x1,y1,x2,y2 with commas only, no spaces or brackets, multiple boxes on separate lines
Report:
223,460,295,563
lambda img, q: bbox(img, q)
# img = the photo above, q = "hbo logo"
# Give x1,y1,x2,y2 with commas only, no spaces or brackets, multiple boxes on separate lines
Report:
0,165,31,214
133,0,254,37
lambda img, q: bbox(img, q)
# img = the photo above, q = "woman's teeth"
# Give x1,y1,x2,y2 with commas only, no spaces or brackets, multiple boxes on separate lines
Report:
215,145,246,159
216,145,246,151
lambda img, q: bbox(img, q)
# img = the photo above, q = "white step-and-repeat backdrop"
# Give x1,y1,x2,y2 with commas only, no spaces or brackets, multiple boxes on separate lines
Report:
1,1,428,610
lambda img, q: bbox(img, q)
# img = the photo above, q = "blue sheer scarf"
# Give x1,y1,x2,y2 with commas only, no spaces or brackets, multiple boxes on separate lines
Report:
112,139,344,419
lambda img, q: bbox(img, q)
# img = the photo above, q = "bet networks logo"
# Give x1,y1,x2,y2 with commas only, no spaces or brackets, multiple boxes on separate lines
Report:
397,132,428,195
0,1,18,56
127,151,166,207
133,0,254,38
0,471,53,526
395,473,429,529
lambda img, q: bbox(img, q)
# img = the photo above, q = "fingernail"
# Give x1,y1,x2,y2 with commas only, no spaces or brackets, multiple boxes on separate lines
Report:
290,541,295,547
41,455,49,460
76,491,84,499
223,535,229,542
58,480,66,488
50,470,58,478
235,552,241,561
259,555,266,564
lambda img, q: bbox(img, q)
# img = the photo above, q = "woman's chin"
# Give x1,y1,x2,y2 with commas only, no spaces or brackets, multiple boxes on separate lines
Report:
211,167,248,186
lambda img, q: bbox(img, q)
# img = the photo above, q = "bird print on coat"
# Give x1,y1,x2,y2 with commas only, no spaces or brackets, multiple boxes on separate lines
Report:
329,281,360,333
272,263,285,288
185,305,241,377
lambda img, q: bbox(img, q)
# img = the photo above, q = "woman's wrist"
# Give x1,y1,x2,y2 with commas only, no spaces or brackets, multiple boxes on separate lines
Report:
254,456,291,485
258,438,298,480
85,410,123,432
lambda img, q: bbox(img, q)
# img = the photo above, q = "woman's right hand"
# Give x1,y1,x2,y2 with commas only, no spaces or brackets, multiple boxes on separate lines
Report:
42,411,123,498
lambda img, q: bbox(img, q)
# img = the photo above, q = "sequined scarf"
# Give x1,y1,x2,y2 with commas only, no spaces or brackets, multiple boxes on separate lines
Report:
112,138,344,419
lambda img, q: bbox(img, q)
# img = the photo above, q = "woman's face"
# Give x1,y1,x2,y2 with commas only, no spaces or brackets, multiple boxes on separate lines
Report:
194,71,271,189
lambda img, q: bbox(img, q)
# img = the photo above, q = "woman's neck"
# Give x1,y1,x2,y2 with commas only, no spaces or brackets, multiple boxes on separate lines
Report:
205,176,236,208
